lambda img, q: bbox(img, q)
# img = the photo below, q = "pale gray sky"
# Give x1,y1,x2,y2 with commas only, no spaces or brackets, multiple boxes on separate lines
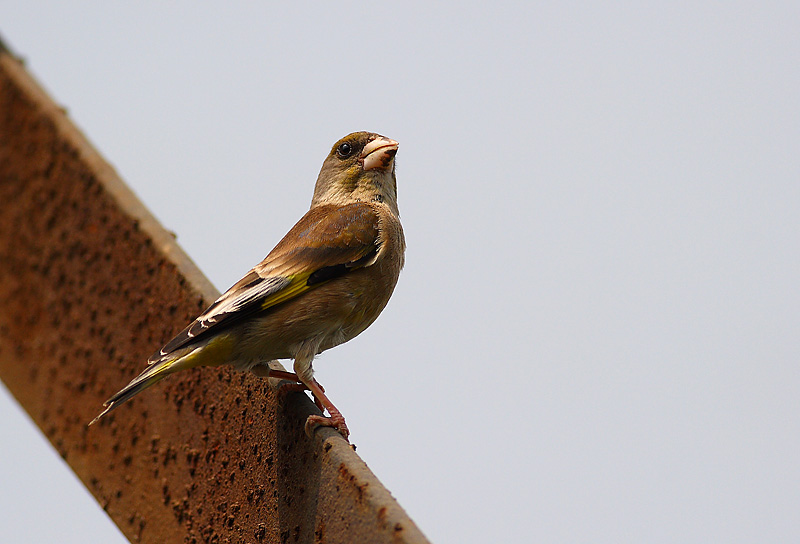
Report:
2,2,799,543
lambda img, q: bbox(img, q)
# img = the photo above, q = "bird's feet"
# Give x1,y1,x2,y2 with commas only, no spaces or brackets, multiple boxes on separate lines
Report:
302,378,350,442
305,408,350,442
262,367,349,441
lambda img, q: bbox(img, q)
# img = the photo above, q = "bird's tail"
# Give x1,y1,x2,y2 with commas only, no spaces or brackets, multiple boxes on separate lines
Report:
88,354,187,425
88,335,234,426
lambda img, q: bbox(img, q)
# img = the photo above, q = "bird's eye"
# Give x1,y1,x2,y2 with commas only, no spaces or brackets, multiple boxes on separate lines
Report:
336,142,354,158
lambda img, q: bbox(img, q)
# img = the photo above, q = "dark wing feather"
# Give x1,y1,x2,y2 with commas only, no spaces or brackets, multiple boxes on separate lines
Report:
148,272,290,362
149,202,380,363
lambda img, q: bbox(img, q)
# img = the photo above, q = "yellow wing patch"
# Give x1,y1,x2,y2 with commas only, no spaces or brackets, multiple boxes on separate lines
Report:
259,271,314,311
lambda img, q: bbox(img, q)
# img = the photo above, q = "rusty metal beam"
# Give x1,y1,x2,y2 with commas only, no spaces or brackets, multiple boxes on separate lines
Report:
0,39,429,544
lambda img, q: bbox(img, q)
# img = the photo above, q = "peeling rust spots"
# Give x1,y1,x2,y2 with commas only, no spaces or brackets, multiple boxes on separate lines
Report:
0,44,429,544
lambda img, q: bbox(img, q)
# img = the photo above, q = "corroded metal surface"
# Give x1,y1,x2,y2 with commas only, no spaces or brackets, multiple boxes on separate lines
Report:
0,40,429,544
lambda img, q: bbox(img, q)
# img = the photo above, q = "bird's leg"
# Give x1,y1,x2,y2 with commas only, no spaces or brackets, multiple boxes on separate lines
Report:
251,364,328,413
292,350,349,441
259,368,326,412
277,382,326,414
264,369,301,382
303,378,350,442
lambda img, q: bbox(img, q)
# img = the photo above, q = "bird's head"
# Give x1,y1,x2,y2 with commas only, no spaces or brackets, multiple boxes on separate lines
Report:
311,132,399,214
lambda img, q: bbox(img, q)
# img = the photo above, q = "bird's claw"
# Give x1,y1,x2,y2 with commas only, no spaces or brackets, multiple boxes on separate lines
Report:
305,414,350,442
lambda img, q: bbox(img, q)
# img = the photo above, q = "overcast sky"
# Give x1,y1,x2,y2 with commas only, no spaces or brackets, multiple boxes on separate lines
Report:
2,2,799,543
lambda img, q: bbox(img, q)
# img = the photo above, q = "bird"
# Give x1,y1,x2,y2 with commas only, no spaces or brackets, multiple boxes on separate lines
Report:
89,131,405,441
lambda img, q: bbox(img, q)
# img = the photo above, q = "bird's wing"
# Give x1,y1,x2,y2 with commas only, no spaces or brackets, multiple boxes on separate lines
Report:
148,202,380,363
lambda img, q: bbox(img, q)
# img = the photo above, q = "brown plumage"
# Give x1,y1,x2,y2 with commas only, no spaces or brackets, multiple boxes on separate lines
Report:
90,132,405,441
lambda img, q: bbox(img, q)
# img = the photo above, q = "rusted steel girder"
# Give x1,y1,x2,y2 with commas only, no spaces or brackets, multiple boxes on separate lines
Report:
0,40,429,544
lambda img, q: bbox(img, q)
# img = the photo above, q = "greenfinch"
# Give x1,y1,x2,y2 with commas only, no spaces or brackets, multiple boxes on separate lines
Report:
90,132,405,441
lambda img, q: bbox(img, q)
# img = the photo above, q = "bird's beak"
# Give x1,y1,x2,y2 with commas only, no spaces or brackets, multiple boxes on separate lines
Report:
362,137,399,171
